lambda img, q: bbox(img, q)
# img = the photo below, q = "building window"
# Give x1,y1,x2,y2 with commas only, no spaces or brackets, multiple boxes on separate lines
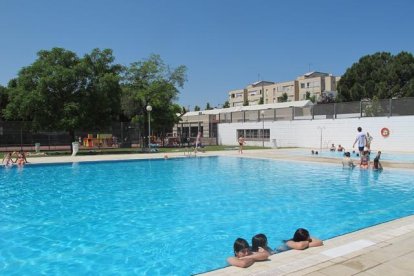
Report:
301,83,305,88
237,129,270,141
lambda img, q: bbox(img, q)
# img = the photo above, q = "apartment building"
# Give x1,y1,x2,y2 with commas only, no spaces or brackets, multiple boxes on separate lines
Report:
228,72,340,106
228,81,274,107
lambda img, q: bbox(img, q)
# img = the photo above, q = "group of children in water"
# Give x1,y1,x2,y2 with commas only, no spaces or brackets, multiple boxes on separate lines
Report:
1,151,29,167
342,150,383,170
227,228,323,268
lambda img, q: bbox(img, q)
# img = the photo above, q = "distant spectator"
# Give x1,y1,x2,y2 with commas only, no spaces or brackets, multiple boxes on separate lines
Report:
337,144,344,152
366,132,373,152
330,144,336,151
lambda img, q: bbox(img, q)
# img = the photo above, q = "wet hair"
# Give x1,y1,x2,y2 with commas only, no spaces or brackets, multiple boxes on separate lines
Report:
233,238,249,256
292,228,310,242
345,152,351,157
311,150,314,154
251,234,267,252
357,127,362,132
315,151,318,155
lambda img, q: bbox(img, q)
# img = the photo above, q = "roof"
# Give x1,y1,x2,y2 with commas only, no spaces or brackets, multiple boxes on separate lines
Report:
182,100,313,117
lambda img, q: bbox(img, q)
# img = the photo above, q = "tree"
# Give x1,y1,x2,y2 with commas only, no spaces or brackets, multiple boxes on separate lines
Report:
337,51,414,102
194,105,200,111
258,97,264,104
0,85,9,120
205,102,213,110
223,100,230,108
4,48,122,143
305,91,316,103
278,93,288,102
121,54,187,139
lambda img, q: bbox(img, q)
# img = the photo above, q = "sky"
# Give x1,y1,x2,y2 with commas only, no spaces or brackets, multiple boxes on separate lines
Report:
1,0,414,110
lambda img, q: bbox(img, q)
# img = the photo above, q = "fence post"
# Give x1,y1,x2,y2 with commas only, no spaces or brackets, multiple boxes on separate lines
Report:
274,109,277,121
291,107,295,120
359,101,363,118
334,103,337,119
389,98,392,117
312,105,314,120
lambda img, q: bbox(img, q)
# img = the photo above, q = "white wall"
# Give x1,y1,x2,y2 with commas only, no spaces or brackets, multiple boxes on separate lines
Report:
218,116,414,152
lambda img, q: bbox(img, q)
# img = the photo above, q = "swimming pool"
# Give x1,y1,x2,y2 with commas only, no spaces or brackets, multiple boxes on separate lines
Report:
291,149,414,163
1,157,414,275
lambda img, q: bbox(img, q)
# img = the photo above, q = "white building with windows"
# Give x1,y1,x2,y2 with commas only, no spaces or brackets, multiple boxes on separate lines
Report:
228,72,340,107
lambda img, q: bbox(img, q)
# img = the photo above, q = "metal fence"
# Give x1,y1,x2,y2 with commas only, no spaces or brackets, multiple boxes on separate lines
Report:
219,97,414,123
0,122,142,151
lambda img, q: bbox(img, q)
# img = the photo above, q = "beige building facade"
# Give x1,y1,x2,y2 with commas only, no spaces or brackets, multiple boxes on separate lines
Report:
229,72,340,107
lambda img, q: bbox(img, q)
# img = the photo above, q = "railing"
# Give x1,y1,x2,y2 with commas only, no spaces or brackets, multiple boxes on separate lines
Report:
219,97,414,123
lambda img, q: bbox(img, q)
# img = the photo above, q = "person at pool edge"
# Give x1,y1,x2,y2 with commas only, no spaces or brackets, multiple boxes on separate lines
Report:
252,233,274,255
353,127,368,161
227,238,269,268
285,228,323,250
2,152,14,166
372,151,383,170
238,135,246,154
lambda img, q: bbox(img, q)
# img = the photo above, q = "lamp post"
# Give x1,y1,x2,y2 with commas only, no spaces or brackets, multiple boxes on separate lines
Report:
261,110,265,148
146,105,152,150
317,126,325,152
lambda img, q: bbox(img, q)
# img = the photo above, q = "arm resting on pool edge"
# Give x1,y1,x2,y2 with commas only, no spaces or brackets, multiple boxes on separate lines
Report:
309,237,323,247
286,237,323,250
286,240,310,250
227,257,255,268
227,250,270,268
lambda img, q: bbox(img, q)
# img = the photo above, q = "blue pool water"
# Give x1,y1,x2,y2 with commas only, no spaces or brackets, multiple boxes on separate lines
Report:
1,157,414,275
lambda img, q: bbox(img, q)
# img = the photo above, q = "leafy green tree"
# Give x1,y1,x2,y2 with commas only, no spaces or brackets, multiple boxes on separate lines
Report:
258,97,264,104
194,105,200,111
205,102,213,110
223,100,230,108
4,47,122,141
305,91,316,103
121,54,187,139
0,85,9,120
337,51,414,102
278,93,288,102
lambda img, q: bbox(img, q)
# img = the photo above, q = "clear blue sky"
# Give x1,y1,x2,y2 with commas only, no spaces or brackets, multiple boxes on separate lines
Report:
1,0,413,109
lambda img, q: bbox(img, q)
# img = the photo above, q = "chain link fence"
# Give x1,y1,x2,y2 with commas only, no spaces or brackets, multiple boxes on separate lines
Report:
0,122,142,151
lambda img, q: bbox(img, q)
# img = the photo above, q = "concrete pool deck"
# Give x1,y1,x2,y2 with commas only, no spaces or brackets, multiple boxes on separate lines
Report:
21,148,414,275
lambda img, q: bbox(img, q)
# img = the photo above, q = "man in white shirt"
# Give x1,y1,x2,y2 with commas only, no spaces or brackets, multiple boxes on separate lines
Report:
353,127,368,160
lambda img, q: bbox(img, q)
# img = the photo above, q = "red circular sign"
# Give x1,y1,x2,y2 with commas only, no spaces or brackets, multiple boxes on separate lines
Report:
381,128,390,137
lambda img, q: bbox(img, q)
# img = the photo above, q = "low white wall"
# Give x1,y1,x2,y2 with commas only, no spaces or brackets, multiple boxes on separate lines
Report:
217,116,414,152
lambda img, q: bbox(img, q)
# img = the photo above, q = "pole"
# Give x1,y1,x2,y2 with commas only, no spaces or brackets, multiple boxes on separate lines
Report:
261,110,265,148
148,111,151,149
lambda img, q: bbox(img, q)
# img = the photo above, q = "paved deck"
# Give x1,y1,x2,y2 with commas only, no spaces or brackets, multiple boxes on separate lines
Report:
20,148,414,275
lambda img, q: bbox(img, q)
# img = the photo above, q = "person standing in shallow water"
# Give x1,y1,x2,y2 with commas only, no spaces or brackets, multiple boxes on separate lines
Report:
353,127,368,161
238,135,246,154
